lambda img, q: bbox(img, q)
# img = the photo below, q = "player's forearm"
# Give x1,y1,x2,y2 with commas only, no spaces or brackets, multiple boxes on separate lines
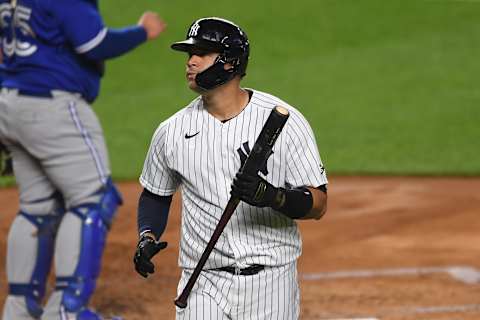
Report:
301,187,327,220
231,171,328,220
84,26,147,61
273,185,327,220
137,188,172,239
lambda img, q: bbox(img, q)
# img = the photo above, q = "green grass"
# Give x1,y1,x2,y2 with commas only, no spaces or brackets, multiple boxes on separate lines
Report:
2,0,479,187
0,176,14,188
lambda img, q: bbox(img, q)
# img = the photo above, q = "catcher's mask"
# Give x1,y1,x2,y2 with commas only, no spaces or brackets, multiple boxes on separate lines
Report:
171,17,250,90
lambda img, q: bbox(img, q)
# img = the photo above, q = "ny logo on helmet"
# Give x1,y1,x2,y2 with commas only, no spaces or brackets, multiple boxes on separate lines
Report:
237,142,272,176
188,22,200,37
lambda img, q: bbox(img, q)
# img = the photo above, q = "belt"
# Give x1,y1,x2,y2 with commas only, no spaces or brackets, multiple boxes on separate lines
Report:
3,88,89,102
2,88,54,98
16,89,90,103
214,264,264,276
17,89,53,98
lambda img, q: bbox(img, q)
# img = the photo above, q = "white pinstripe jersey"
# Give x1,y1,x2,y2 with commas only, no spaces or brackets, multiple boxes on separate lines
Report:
140,89,328,270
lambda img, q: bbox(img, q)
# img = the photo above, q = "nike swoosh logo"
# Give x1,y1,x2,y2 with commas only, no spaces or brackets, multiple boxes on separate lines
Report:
185,131,200,139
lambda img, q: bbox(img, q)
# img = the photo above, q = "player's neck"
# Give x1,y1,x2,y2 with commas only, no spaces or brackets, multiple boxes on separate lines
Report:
202,82,249,121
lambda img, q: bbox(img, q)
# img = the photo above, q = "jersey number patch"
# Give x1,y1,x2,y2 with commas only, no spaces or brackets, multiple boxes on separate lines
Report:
0,3,37,57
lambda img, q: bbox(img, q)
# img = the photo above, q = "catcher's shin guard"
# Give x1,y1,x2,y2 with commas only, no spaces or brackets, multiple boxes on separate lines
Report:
6,207,64,318
57,180,122,314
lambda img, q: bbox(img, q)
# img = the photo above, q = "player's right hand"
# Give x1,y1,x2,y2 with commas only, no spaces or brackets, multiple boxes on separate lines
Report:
138,12,167,40
133,233,167,278
231,171,279,208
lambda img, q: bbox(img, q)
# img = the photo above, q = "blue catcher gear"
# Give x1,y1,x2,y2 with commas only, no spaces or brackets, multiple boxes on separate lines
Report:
56,179,122,315
7,192,65,318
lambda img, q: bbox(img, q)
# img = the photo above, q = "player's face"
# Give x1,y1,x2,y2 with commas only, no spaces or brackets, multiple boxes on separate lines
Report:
186,49,219,92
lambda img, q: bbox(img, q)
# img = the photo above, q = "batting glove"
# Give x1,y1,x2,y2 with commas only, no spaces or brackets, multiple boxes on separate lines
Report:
230,171,285,209
133,234,167,278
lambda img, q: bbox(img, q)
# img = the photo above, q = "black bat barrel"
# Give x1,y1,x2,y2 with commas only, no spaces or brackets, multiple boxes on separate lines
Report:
241,106,289,175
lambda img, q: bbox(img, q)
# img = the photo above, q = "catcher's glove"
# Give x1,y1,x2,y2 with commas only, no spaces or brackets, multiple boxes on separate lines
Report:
0,142,13,176
133,233,167,278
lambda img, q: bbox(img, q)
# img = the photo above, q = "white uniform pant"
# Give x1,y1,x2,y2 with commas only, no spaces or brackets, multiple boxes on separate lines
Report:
176,262,299,320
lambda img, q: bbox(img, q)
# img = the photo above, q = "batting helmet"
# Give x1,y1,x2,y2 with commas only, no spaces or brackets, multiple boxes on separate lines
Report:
171,17,250,90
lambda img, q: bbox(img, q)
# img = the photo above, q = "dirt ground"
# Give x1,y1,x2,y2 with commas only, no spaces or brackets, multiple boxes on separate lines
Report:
1,176,479,320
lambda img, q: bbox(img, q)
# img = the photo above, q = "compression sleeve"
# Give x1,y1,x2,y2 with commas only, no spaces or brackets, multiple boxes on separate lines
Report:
137,188,172,239
83,26,148,61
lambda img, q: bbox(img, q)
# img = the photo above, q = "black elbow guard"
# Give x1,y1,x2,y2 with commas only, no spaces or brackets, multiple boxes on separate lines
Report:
272,186,313,219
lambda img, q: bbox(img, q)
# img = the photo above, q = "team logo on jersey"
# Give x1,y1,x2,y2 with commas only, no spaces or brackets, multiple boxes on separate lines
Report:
188,21,201,37
0,3,37,57
236,141,272,176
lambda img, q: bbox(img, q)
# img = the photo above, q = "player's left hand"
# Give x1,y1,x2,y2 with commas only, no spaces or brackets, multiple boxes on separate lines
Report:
133,234,167,278
230,171,280,208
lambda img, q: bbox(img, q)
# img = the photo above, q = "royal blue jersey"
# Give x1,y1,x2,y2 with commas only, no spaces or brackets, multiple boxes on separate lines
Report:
0,0,107,102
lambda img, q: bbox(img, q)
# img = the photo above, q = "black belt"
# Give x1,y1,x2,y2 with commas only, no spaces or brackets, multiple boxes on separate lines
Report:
4,88,90,102
214,264,264,276
17,89,53,98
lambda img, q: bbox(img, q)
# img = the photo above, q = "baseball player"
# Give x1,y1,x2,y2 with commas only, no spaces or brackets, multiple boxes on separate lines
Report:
134,17,328,319
0,1,166,319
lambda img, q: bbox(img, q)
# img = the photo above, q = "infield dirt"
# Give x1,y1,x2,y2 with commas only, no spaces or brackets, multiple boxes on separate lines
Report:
1,176,479,319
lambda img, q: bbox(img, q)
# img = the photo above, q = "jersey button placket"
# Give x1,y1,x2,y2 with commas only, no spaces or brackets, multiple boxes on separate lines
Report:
220,123,229,161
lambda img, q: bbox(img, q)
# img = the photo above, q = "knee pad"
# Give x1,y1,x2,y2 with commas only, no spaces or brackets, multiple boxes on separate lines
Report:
58,180,122,313
8,204,65,318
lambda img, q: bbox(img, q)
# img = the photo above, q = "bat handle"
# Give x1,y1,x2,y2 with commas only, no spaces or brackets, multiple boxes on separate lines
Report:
174,198,240,308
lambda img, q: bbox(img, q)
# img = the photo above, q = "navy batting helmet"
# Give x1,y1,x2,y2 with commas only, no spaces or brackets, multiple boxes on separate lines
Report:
171,17,250,90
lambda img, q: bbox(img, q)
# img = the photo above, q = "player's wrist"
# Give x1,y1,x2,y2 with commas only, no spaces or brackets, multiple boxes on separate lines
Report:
249,178,280,208
271,187,287,210
139,230,156,241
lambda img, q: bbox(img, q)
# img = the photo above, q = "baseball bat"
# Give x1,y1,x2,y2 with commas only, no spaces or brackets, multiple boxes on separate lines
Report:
174,106,290,308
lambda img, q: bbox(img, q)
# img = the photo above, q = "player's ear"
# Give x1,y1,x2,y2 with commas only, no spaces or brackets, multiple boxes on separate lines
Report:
223,62,234,71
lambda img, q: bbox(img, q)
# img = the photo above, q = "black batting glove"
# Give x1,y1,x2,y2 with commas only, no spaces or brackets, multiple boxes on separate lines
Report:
133,234,167,278
230,171,285,209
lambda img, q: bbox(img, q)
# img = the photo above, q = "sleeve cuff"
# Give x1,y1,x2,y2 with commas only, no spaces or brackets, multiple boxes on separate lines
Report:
75,27,108,54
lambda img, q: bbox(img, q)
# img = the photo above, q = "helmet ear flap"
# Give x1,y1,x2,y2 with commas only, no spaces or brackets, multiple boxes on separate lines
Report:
225,49,243,63
222,36,246,60
222,42,247,74
212,54,237,75
219,53,240,69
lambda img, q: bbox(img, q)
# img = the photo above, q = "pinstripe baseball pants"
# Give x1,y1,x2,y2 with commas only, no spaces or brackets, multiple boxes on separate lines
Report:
176,262,299,320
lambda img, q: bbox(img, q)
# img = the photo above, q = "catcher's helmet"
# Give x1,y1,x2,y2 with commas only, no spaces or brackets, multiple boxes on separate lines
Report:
171,17,249,90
